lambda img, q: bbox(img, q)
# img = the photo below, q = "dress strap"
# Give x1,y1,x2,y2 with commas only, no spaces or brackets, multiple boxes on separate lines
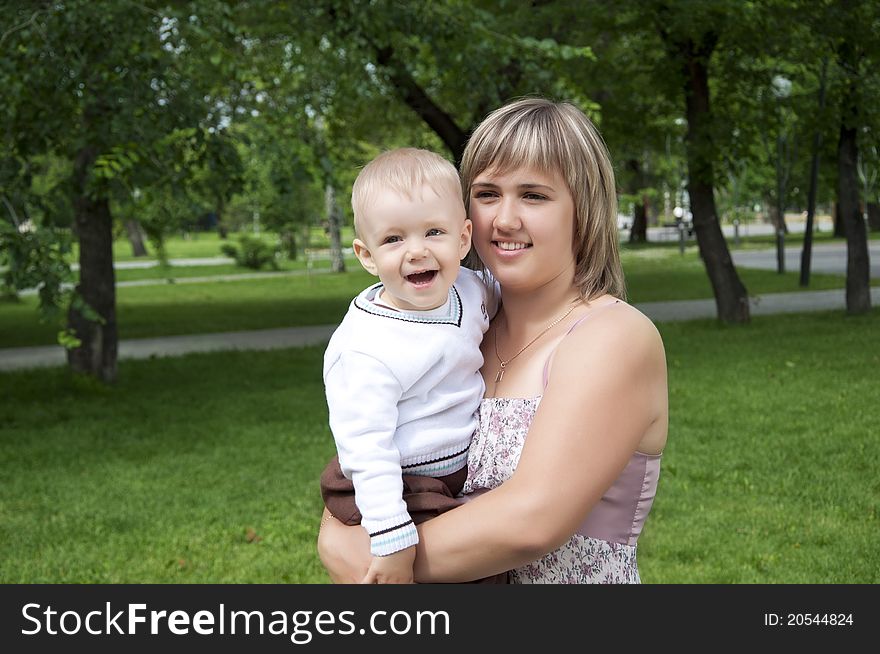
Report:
542,300,622,389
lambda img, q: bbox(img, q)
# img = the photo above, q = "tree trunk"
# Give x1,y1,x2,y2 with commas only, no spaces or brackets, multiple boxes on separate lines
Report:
764,194,785,232
679,39,749,323
124,219,149,257
626,159,648,243
832,202,846,238
868,202,880,232
281,230,297,260
215,195,227,239
773,130,791,235
837,121,871,314
764,194,786,273
836,35,870,314
67,146,118,382
325,184,346,273
800,57,828,288
631,199,648,243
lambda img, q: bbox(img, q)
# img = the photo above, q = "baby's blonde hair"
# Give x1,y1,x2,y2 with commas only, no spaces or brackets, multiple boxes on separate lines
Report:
461,98,625,300
351,148,463,237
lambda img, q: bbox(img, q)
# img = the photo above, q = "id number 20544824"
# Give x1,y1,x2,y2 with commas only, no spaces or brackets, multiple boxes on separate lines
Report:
763,613,853,627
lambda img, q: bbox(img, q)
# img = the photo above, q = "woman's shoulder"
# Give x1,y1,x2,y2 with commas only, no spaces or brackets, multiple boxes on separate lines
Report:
579,296,659,334
558,297,665,368
544,296,668,451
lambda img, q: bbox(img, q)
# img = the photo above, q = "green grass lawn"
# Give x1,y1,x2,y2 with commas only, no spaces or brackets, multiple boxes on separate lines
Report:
0,270,376,348
639,309,880,583
1,309,877,583
619,248,862,303
80,229,359,263
112,255,360,283
0,348,333,583
2,246,873,348
90,232,241,262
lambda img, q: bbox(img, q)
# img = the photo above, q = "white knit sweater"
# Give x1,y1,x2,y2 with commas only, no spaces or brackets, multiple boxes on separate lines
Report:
323,268,495,555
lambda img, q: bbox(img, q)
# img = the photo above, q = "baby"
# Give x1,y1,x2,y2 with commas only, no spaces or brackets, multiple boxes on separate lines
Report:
320,148,495,583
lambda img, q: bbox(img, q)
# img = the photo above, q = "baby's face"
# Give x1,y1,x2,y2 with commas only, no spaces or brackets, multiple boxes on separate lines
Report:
353,184,472,311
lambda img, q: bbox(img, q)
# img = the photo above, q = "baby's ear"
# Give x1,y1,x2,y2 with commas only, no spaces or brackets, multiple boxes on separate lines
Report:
353,239,378,276
459,219,473,259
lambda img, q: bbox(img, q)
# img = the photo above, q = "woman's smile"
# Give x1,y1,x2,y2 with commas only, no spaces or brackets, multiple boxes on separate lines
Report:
494,241,532,252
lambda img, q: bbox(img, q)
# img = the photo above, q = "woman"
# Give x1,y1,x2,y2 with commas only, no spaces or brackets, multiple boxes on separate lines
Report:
318,97,668,583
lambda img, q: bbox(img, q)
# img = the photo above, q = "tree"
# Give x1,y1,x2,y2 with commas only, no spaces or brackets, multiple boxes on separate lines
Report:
226,120,324,258
246,0,599,269
0,1,230,380
652,1,751,322
830,0,877,314
566,7,685,244
800,58,830,287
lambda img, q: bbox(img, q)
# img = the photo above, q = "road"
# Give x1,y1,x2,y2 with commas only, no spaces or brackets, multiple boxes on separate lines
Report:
731,241,879,277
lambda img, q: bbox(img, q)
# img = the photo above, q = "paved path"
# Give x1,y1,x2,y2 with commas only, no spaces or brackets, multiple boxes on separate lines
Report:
634,287,879,322
73,257,234,270
0,325,339,372
645,216,836,242
3,287,877,372
731,241,879,278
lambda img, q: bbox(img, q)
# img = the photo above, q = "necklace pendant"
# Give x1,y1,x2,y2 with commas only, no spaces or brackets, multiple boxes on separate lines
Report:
494,369,504,384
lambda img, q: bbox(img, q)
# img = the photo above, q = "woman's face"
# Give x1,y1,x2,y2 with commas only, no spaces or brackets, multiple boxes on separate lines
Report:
469,166,576,292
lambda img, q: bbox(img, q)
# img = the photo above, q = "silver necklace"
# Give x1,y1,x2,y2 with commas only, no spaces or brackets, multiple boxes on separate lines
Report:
493,299,581,384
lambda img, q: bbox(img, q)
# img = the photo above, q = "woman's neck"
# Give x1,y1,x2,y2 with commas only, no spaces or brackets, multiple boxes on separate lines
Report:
498,275,581,340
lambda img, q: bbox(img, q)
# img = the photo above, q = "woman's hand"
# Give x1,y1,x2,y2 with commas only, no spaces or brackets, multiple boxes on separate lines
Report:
317,509,371,583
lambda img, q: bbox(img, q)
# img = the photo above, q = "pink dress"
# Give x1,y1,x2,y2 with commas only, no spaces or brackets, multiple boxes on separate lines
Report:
463,306,662,583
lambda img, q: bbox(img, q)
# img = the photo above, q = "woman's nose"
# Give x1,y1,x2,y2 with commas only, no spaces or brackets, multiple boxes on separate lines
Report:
493,198,521,230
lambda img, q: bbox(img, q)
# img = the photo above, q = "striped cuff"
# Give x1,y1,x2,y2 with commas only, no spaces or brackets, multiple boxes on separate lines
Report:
367,515,419,556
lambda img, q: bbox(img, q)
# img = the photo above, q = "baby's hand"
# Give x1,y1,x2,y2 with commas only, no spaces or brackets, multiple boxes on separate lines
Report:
360,546,416,584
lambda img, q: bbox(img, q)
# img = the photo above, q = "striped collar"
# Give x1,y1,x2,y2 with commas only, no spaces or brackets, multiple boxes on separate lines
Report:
353,283,463,327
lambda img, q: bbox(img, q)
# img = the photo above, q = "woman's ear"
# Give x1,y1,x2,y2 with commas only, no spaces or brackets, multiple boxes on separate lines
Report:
352,239,378,276
459,219,473,260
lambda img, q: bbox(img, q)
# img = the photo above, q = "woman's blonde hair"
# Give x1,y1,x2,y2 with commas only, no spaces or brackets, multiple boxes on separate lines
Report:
460,97,625,300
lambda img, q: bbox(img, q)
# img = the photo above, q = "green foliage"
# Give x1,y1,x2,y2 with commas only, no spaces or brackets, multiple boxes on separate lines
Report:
225,121,324,248
0,219,72,319
55,328,81,349
220,235,279,270
2,0,879,332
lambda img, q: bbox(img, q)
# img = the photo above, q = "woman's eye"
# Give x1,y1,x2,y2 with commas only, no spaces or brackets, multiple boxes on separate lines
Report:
524,193,546,201
474,191,497,199
426,228,444,237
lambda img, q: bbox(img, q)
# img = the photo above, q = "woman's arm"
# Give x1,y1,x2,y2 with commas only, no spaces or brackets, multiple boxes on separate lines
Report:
317,509,371,583
412,306,668,582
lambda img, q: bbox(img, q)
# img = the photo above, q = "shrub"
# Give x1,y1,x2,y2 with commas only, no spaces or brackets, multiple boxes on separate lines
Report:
220,236,279,270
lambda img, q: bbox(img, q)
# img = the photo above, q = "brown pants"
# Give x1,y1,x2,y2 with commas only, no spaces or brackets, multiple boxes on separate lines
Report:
319,456,508,584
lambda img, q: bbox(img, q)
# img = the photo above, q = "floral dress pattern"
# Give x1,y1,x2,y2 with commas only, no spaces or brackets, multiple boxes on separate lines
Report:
463,397,641,584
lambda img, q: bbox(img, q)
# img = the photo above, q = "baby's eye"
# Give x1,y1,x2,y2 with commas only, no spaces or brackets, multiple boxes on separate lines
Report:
383,235,402,244
426,228,444,237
